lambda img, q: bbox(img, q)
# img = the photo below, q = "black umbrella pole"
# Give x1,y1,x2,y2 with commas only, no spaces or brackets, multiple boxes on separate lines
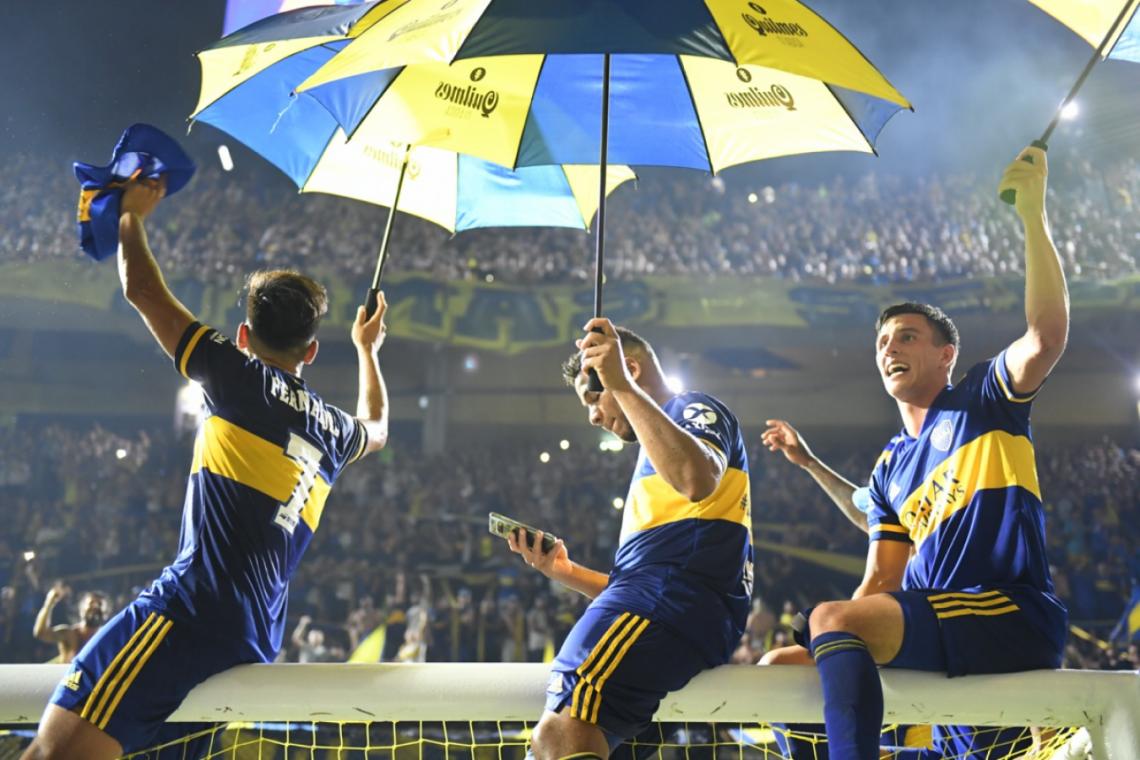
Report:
1002,0,1139,205
367,145,411,318
587,53,611,393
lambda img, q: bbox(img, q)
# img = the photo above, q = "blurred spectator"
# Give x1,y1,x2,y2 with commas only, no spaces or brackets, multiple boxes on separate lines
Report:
32,581,110,663
0,420,1135,670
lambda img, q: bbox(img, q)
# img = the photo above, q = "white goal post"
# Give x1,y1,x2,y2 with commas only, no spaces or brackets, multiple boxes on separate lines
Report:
1,664,1136,758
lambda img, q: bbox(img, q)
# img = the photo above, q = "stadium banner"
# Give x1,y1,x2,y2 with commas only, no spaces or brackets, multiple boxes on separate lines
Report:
1,262,1136,354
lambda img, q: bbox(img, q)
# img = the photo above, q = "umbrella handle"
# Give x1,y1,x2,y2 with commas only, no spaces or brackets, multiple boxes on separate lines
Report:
585,326,605,392
999,139,1048,206
365,287,382,320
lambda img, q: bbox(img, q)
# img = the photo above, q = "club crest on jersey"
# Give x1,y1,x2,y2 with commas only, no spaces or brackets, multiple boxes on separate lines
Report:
930,419,955,452
682,403,718,429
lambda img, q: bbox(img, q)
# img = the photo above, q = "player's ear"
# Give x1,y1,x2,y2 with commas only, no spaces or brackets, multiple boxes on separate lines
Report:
626,355,640,381
302,339,319,366
236,322,250,350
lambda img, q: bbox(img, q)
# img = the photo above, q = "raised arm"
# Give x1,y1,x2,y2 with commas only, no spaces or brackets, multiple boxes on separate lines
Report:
761,419,868,533
997,145,1069,394
579,319,723,502
33,584,69,645
350,292,390,456
118,178,195,358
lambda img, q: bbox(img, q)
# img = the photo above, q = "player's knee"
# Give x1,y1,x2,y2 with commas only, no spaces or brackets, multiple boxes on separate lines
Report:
808,600,851,637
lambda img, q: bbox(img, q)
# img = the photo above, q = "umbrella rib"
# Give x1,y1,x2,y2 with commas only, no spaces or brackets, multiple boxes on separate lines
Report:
675,56,716,175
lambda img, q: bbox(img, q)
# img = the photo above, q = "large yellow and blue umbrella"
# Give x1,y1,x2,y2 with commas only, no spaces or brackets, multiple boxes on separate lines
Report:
191,3,635,309
1001,0,1140,203
282,0,910,387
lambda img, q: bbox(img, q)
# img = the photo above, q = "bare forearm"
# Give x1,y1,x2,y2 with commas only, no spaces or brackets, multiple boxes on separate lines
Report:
1022,213,1069,346
118,213,194,358
33,603,56,641
550,561,609,599
613,386,719,501
355,346,389,450
803,459,867,533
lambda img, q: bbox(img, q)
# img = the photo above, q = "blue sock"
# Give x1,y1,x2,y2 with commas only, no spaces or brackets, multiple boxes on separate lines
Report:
810,631,882,760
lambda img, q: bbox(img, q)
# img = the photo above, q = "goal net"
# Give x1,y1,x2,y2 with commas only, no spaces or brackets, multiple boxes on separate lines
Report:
1,663,1136,759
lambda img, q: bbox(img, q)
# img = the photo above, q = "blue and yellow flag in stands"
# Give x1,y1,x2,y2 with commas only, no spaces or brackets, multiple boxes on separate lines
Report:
1111,581,1140,643
348,626,385,663
73,124,195,261
1026,0,1140,59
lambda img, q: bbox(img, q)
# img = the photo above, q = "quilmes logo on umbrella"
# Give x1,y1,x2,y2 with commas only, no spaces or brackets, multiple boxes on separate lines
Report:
361,143,423,180
435,66,499,118
741,3,808,42
726,68,796,111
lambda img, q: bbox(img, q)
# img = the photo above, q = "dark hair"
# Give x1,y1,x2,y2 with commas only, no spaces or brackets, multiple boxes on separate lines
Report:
245,270,328,357
875,302,959,348
561,326,651,386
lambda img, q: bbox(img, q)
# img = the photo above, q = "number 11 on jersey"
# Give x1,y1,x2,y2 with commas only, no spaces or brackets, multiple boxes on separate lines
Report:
275,433,323,534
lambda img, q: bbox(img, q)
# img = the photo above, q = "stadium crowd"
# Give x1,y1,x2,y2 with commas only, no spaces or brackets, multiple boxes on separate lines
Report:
0,421,1136,670
3,153,1139,285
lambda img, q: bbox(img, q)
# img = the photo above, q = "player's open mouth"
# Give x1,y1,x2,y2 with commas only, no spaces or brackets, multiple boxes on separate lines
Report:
886,362,909,377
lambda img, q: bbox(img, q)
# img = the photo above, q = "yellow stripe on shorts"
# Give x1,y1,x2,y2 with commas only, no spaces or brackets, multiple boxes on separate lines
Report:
94,617,173,729
81,613,159,724
573,613,648,723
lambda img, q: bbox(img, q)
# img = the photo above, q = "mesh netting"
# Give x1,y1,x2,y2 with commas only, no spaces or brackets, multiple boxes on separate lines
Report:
1,720,1087,760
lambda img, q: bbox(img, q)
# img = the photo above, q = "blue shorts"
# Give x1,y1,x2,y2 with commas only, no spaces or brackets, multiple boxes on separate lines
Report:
886,588,1061,759
887,587,1064,676
50,600,252,754
545,605,710,744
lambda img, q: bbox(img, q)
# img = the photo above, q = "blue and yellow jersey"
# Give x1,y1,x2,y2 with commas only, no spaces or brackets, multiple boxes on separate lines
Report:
139,322,367,661
866,352,1066,643
603,392,752,663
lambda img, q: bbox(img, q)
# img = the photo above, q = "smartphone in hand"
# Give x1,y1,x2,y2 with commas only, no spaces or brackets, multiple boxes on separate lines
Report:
488,512,558,553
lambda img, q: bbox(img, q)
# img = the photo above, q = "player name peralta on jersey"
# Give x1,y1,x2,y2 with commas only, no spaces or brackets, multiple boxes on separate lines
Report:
140,323,367,662
867,352,1058,599
606,392,753,662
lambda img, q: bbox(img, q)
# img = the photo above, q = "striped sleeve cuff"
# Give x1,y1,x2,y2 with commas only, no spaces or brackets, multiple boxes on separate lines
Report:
869,522,912,543
173,322,212,380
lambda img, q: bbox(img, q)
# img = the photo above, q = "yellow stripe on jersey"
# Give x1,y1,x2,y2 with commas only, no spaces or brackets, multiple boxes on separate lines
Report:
897,430,1040,547
81,614,164,726
621,468,750,540
191,416,331,531
93,617,173,729
993,361,1039,403
178,325,211,379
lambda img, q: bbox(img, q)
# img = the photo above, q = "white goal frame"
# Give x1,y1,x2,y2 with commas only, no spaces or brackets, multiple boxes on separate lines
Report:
1,664,1136,758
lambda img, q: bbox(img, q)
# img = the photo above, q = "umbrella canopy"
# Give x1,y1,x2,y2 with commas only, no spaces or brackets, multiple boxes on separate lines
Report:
1025,0,1139,55
290,0,911,174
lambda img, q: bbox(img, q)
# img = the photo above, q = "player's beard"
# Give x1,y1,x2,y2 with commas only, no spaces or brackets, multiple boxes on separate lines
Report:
84,611,107,627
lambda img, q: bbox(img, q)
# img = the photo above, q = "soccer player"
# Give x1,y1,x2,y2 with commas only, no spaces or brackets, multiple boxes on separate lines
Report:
33,583,111,664
507,320,753,760
783,144,1069,760
22,176,390,760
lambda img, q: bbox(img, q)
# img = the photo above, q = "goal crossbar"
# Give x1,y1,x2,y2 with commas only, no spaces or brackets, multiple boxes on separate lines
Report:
1,664,1136,756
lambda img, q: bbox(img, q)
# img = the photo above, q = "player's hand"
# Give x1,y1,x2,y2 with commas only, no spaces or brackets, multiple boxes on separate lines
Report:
299,614,312,627
120,176,167,220
761,419,817,468
576,318,632,392
507,529,572,581
352,291,388,354
998,145,1048,220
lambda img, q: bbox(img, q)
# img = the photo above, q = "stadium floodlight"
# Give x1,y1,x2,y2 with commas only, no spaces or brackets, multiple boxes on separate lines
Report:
559,439,570,451
418,395,429,410
747,192,758,204
612,497,624,509
538,451,550,464
664,374,684,393
115,448,128,460
217,144,234,172
1060,101,1080,120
